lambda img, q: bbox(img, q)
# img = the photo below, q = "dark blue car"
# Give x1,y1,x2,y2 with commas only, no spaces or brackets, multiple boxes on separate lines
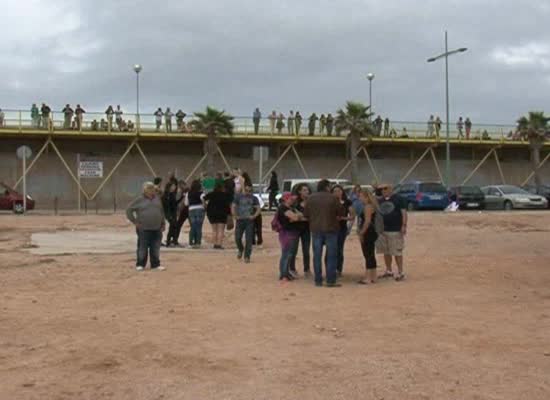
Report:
394,181,449,210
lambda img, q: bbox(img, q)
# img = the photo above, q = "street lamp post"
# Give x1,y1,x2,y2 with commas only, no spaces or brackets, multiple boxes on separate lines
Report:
367,73,375,112
427,31,467,187
133,64,142,131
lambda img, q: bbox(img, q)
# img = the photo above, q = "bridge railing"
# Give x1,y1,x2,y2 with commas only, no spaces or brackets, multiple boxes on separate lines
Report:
0,109,521,141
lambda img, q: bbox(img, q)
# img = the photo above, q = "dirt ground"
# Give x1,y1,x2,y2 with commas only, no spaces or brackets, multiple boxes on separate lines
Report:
1,211,549,400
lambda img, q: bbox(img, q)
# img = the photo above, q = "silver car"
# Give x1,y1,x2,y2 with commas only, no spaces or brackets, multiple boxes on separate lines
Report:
481,185,548,210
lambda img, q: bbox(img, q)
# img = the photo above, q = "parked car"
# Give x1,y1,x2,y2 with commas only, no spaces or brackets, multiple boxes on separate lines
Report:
481,185,548,210
0,182,36,213
252,184,270,210
343,185,374,198
394,181,449,210
448,185,485,210
523,184,550,209
280,178,351,194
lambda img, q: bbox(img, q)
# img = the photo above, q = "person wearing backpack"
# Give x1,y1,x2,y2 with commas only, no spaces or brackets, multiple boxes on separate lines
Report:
357,189,382,284
276,192,304,282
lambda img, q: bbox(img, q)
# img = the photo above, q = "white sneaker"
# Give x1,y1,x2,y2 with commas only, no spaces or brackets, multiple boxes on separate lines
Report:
135,266,144,271
153,266,166,271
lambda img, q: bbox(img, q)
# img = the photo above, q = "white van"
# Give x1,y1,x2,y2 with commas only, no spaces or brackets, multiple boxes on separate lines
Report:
280,178,352,194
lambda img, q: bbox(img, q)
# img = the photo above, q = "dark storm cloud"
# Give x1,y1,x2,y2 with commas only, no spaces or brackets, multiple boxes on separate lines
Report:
2,0,550,123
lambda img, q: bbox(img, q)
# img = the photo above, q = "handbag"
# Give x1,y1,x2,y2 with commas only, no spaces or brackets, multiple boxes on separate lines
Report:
226,215,234,231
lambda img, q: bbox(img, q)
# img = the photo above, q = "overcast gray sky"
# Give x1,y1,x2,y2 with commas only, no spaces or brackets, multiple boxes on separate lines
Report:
2,0,549,123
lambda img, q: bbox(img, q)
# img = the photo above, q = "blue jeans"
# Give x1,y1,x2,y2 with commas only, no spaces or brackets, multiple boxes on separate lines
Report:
336,228,348,274
279,230,300,279
235,219,254,259
312,232,338,284
137,229,162,268
188,208,205,245
290,229,311,273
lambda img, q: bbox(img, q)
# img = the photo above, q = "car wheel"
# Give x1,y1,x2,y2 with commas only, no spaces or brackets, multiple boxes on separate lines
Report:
407,202,416,211
13,202,24,214
503,201,513,211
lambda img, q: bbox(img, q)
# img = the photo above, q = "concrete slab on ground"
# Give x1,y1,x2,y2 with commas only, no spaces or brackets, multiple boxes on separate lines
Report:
29,231,234,255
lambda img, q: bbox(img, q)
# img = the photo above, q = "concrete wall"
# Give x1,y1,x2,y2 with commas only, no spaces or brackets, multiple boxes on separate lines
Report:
1,138,548,210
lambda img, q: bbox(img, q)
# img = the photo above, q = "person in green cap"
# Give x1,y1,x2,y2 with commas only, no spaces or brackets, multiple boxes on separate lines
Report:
308,113,318,136
31,103,40,128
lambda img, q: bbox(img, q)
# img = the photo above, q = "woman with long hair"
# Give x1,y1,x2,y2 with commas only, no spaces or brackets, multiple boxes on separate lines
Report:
233,168,245,195
358,189,379,284
162,182,179,247
277,192,303,282
289,183,311,277
186,179,205,248
331,184,356,276
204,182,231,249
267,171,279,211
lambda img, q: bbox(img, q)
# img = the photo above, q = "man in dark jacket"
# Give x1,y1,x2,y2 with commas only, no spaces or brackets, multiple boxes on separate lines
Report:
62,104,74,129
267,171,279,210
304,179,342,287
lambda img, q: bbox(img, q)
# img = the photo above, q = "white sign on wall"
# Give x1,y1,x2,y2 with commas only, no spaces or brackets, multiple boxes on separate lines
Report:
79,161,103,178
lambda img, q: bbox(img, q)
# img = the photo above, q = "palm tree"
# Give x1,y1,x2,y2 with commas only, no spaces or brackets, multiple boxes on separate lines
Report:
517,111,549,189
335,101,374,184
191,106,234,176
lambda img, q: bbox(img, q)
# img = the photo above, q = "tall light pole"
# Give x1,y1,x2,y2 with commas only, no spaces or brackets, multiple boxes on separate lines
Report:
367,73,375,112
427,32,467,187
133,64,142,130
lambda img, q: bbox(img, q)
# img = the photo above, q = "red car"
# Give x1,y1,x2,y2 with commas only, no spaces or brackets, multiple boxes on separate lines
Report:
0,182,36,213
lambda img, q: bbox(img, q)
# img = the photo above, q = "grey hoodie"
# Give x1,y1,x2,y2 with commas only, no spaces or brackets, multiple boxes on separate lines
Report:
126,195,165,230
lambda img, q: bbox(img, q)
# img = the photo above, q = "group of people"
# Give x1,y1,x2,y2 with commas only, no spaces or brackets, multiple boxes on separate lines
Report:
126,169,275,270
427,115,473,139
252,109,336,136
273,180,407,287
126,173,407,288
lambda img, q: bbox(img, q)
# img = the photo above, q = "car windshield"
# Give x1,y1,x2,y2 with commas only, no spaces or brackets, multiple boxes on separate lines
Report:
419,183,447,193
459,186,482,195
500,186,529,195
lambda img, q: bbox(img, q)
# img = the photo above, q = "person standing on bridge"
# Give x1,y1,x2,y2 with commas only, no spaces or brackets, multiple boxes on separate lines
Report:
75,104,85,130
319,114,326,135
276,112,285,134
295,111,303,135
435,116,442,139
62,104,74,129
253,107,261,134
465,117,472,140
115,105,123,131
384,118,390,137
31,104,40,128
0,108,4,127
287,111,295,135
268,110,277,134
40,103,51,130
457,117,464,139
105,105,114,131
429,115,436,137
326,113,334,136
154,108,164,132
175,109,186,131
126,181,166,271
165,107,174,133
308,113,318,136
